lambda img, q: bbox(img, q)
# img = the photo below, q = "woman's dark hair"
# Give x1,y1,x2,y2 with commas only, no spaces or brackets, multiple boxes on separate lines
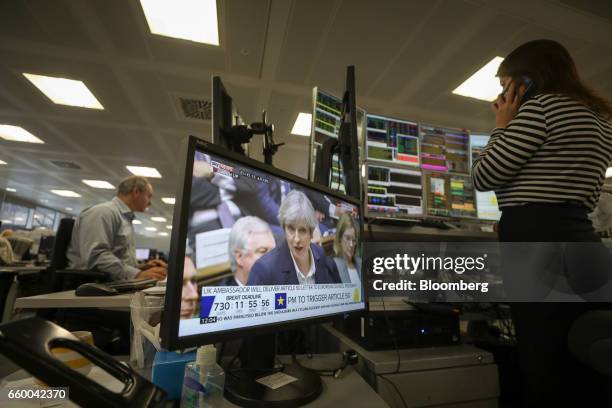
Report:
498,39,612,119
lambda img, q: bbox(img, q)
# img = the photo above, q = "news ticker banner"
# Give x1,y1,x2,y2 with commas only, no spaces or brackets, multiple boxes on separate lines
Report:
363,242,612,302
178,283,364,337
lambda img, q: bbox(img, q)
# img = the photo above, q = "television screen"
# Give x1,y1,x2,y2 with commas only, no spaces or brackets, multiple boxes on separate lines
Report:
471,134,501,221
172,141,365,342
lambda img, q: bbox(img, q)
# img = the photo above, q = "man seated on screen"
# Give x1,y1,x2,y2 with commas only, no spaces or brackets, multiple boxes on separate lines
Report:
247,190,341,285
181,255,199,319
67,176,167,281
219,216,276,286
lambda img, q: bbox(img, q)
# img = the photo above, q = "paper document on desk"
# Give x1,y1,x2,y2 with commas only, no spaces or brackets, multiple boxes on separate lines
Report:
256,372,298,390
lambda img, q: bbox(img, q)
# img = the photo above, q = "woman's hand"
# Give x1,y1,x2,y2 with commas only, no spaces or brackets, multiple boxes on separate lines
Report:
492,81,527,128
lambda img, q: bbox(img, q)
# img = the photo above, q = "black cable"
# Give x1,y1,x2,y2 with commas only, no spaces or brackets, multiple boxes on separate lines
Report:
378,374,409,408
376,296,408,408
223,338,244,372
216,341,226,365
381,296,401,374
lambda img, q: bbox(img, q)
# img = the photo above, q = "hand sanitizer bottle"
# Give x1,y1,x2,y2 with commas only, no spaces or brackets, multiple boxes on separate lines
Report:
180,344,225,407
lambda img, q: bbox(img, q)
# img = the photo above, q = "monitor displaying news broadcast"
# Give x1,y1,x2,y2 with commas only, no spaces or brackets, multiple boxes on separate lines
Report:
177,146,365,338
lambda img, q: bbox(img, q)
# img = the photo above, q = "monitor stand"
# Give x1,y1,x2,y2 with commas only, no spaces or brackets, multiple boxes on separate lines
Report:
224,333,322,407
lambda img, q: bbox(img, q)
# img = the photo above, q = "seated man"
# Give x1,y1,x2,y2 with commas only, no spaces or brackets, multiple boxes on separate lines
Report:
247,191,341,285
219,216,276,286
181,255,199,319
67,176,167,281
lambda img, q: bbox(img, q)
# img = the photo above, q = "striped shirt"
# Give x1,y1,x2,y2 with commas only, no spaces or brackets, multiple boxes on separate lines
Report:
472,94,612,210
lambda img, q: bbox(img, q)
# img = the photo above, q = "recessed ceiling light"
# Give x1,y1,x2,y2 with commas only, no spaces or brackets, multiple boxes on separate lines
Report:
6,187,16,192
0,159,6,165
0,124,44,144
126,165,162,178
133,220,142,225
15,217,24,222
291,113,312,136
65,207,73,211
162,197,175,205
606,167,612,178
452,56,504,102
166,225,172,230
151,216,167,222
23,73,104,110
145,227,157,231
51,189,81,198
158,232,169,237
140,0,219,45
82,179,115,189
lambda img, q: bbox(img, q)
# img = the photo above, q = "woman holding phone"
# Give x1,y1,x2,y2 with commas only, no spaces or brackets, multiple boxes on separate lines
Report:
472,39,612,406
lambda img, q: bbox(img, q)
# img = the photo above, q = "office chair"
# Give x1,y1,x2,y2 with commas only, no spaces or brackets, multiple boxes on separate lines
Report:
46,218,108,292
43,218,129,355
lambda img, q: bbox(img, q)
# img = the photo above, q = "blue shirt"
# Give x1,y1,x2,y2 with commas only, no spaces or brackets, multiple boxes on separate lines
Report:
67,197,140,280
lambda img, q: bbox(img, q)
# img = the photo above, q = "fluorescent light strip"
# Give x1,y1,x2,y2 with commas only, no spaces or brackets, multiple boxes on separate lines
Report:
140,0,219,45
6,187,16,192
166,225,172,230
151,216,167,222
0,160,6,165
145,227,157,231
82,179,115,189
162,197,175,204
23,73,104,109
158,232,169,237
133,220,143,225
0,125,44,144
452,56,504,102
51,189,81,198
291,113,312,136
126,165,162,178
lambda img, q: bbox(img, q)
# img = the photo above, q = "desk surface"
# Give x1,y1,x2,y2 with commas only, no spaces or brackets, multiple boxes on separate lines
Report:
2,354,389,408
14,289,134,310
0,265,46,275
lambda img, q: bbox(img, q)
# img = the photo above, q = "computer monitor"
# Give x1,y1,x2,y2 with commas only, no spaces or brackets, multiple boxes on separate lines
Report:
364,113,424,218
419,124,470,173
309,68,366,197
211,76,245,153
338,66,360,198
37,235,55,257
423,171,477,218
162,136,364,406
135,248,151,261
366,164,424,217
471,134,501,221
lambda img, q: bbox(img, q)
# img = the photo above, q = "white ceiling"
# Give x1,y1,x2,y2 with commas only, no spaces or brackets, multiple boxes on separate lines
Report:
0,0,611,237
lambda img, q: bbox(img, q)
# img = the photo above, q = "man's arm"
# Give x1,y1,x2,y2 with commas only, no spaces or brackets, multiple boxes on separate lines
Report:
79,209,140,280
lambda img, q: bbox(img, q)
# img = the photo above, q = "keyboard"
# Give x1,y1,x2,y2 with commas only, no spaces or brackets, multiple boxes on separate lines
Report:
105,278,157,292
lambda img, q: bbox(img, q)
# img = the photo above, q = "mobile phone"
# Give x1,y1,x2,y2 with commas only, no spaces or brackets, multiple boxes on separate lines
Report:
521,76,534,103
501,77,534,103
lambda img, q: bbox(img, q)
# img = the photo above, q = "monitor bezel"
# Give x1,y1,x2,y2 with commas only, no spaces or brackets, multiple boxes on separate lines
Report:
161,135,365,350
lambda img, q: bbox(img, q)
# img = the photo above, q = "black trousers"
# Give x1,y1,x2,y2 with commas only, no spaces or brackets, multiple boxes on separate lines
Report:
498,203,610,407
